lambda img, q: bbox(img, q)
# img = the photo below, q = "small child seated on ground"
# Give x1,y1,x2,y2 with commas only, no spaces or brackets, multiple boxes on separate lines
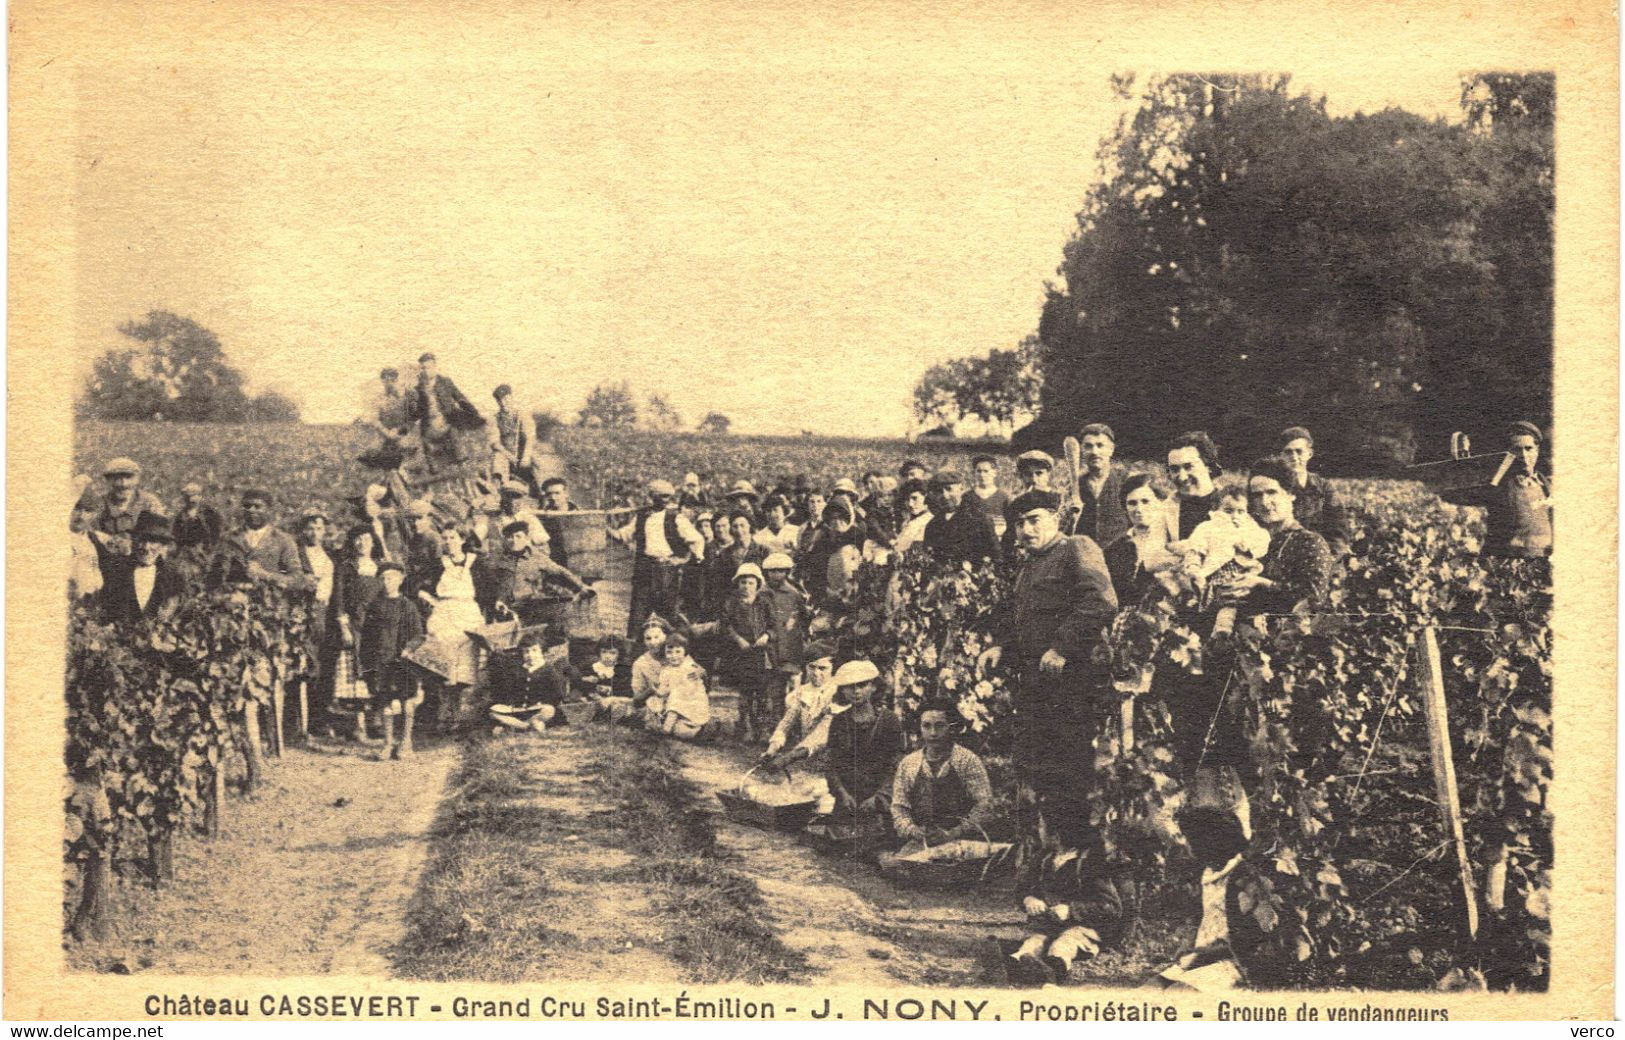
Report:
1175,483,1270,635
886,701,995,855
579,633,627,708
646,632,710,740
596,618,667,723
488,631,570,736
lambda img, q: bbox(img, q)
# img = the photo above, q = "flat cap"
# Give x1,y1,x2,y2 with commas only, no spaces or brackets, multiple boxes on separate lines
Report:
1506,420,1543,444
647,478,676,497
103,457,141,477
1015,450,1055,471
1009,489,1062,516
833,659,880,687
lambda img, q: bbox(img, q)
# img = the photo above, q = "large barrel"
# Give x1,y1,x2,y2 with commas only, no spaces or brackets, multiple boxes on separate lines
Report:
544,508,613,582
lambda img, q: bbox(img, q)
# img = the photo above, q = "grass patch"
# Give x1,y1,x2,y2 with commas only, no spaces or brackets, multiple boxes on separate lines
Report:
582,731,809,984
393,738,578,981
395,727,806,984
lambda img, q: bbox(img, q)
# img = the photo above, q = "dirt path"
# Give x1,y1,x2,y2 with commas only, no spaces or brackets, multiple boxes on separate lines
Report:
68,737,457,976
674,737,1026,986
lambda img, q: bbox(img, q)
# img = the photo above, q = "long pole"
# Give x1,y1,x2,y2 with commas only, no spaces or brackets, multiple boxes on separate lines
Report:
1416,625,1478,940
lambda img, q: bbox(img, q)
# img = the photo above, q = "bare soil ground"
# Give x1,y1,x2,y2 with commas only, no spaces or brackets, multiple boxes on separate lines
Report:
66,736,458,976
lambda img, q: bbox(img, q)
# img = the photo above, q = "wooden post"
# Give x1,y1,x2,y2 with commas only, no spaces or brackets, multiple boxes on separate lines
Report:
70,769,115,942
269,674,286,758
203,765,224,838
1416,625,1478,940
241,702,265,791
149,833,174,885
295,676,310,743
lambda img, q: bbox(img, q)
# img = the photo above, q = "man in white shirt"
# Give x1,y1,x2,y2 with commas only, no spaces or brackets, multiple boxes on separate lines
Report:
101,512,185,624
612,479,705,635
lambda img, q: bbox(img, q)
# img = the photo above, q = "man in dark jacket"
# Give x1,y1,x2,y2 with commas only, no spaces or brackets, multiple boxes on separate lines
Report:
1278,426,1353,557
979,489,1128,939
101,512,187,625
211,490,312,591
922,470,999,566
1075,423,1130,548
406,352,484,470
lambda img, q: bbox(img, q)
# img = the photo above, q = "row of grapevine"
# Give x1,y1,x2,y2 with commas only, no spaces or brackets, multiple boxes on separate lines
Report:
836,496,1550,990
64,585,313,940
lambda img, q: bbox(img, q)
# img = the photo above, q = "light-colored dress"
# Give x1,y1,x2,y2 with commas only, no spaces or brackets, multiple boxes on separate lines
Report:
425,554,484,685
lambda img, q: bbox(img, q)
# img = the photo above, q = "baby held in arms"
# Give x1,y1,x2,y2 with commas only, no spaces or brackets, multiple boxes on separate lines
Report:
1174,483,1270,637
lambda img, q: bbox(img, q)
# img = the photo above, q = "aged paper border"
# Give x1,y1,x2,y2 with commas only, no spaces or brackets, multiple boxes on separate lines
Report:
7,0,1617,1021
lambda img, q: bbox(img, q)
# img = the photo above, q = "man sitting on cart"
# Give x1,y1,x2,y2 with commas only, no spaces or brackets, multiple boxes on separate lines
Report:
475,520,592,625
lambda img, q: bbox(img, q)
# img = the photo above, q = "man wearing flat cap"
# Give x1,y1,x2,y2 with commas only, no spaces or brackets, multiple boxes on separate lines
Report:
96,458,167,558
979,488,1128,937
1442,420,1553,557
488,383,539,491
474,518,590,624
100,511,187,625
923,470,999,566
357,366,414,471
612,479,706,637
406,352,483,471
211,490,311,591
1001,450,1072,559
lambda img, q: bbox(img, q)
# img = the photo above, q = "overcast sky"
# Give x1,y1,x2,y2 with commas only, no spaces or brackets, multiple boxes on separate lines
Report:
73,23,1467,435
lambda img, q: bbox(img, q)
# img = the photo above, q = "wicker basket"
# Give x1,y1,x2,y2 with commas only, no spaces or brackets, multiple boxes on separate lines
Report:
716,765,820,832
882,837,1014,888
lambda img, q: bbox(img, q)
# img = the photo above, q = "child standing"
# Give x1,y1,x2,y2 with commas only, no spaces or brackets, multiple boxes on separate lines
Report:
358,561,426,759
720,562,774,742
758,552,810,723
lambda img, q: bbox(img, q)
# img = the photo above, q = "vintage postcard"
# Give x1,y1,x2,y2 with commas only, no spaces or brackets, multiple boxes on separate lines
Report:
6,0,1617,1026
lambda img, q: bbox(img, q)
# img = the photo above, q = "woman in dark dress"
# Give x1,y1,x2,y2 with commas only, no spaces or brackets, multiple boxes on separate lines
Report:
1218,457,1335,622
1102,472,1179,608
824,660,904,827
330,526,385,741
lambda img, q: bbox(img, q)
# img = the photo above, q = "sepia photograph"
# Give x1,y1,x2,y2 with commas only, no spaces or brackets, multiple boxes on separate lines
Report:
6,0,1617,1026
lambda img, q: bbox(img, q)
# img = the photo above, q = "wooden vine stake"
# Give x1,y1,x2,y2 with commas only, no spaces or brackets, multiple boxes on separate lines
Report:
1416,625,1478,940
269,671,286,758
203,764,225,839
241,701,265,792
70,768,115,942
295,675,310,742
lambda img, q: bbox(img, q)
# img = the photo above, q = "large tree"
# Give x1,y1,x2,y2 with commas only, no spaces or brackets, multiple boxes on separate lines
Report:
1022,73,1552,470
913,337,1042,438
78,310,299,423
576,381,639,429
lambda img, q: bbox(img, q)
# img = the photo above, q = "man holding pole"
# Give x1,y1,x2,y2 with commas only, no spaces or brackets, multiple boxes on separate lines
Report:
612,479,705,637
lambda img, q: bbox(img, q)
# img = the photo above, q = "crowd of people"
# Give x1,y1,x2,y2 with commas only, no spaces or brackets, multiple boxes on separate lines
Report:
71,364,1554,952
